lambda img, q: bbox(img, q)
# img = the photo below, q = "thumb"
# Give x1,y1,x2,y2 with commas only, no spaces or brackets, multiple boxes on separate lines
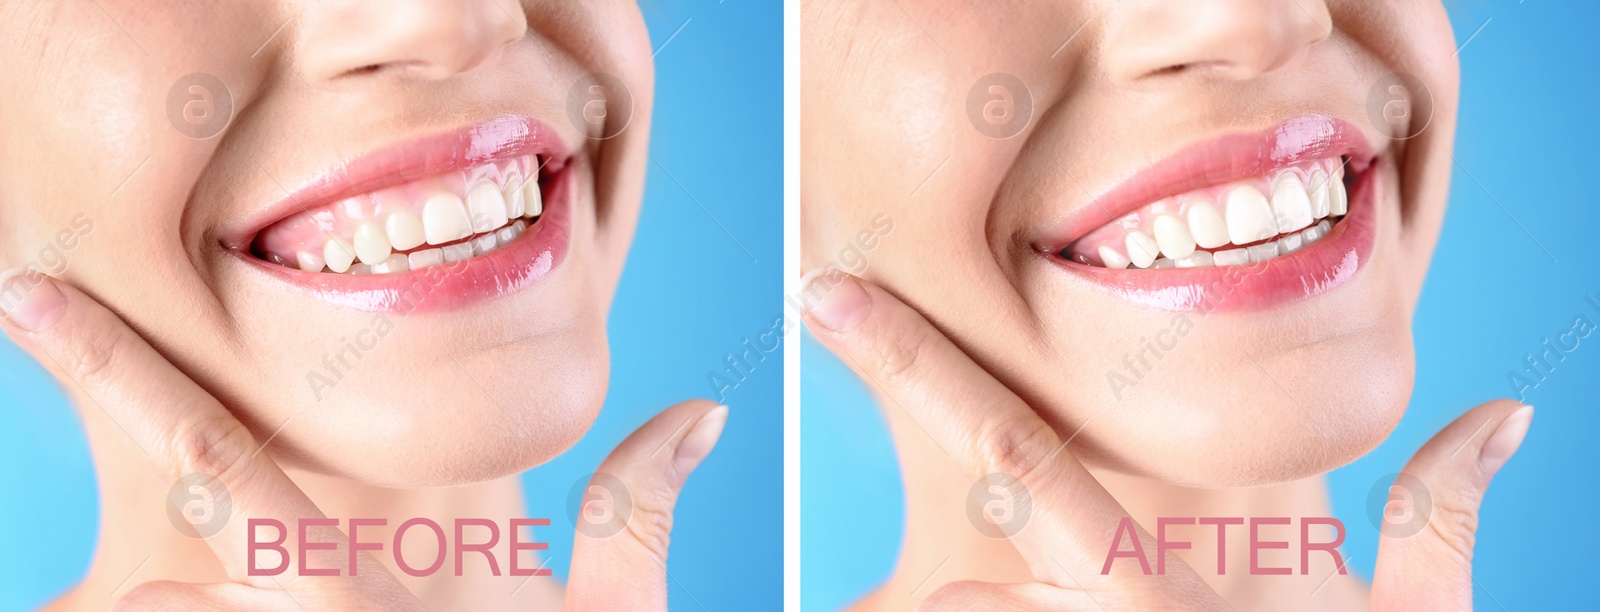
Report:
1371,399,1533,610
565,399,728,611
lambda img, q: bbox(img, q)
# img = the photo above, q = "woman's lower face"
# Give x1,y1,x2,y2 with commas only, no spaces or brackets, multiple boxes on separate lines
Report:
0,0,657,486
802,0,1459,486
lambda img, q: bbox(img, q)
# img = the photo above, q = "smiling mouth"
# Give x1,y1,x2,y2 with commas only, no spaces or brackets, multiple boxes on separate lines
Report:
226,115,576,313
1062,156,1354,269
1035,115,1382,312
250,154,554,275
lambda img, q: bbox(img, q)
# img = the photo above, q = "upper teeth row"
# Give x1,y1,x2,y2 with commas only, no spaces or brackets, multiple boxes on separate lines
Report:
258,157,546,275
1084,161,1347,269
310,178,543,274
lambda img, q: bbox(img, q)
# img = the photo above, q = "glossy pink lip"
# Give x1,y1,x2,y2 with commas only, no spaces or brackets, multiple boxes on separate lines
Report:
1035,115,1383,312
225,115,576,313
222,115,568,248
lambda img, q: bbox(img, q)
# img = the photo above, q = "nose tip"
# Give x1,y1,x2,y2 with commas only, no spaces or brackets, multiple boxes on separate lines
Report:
1104,0,1332,84
298,0,529,83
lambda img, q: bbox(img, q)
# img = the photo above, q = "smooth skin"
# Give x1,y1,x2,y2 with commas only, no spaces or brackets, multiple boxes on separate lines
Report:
799,0,1510,608
0,273,727,609
0,1,714,608
802,271,1531,610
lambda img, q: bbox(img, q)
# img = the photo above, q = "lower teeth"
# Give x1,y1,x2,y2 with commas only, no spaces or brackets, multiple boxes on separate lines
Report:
1091,217,1338,269
270,217,535,275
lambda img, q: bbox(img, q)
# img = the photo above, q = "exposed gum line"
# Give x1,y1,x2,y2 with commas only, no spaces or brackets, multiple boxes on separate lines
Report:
253,155,545,274
1066,157,1348,269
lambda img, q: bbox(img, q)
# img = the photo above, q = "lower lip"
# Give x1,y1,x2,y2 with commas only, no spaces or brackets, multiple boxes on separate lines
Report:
1046,165,1379,313
239,165,573,314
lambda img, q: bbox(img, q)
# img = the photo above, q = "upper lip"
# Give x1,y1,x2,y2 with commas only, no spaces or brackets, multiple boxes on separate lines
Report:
219,114,571,250
1032,115,1379,254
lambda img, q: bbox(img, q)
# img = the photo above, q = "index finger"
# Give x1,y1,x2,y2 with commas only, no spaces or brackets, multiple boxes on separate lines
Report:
0,272,377,589
799,269,1206,591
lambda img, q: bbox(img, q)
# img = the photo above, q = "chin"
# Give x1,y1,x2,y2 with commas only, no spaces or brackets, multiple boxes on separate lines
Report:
232,332,610,488
1049,323,1416,489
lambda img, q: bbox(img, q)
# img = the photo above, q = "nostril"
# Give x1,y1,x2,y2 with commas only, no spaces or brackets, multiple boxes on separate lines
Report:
1143,60,1241,80
1149,63,1191,78
336,62,419,80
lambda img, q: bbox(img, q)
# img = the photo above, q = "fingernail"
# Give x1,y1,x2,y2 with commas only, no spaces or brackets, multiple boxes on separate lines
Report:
1479,404,1533,475
674,405,729,474
0,269,66,332
799,268,870,332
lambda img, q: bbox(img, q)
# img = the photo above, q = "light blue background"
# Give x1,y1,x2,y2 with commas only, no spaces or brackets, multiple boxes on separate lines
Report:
802,2,1599,610
0,1,781,610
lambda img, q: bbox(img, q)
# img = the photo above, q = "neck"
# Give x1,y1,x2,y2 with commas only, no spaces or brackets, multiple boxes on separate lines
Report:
54,397,562,610
864,407,1368,611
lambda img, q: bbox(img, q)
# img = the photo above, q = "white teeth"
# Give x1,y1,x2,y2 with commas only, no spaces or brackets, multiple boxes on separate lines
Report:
523,180,543,218
473,232,498,255
1270,175,1314,233
1175,251,1214,268
504,176,525,219
1214,248,1249,266
1224,185,1276,246
1185,200,1230,249
295,250,326,273
442,242,474,262
1072,160,1352,270
1125,230,1159,268
1329,175,1348,216
370,253,410,274
1247,242,1279,262
423,193,473,246
466,181,510,233
1278,231,1304,254
353,222,392,265
1307,170,1331,219
323,238,356,273
1098,245,1131,269
385,211,426,252
407,248,444,270
1152,214,1196,259
266,154,550,275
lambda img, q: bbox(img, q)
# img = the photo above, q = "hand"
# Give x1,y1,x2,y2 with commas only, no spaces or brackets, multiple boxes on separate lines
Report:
0,271,726,610
799,270,1531,610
